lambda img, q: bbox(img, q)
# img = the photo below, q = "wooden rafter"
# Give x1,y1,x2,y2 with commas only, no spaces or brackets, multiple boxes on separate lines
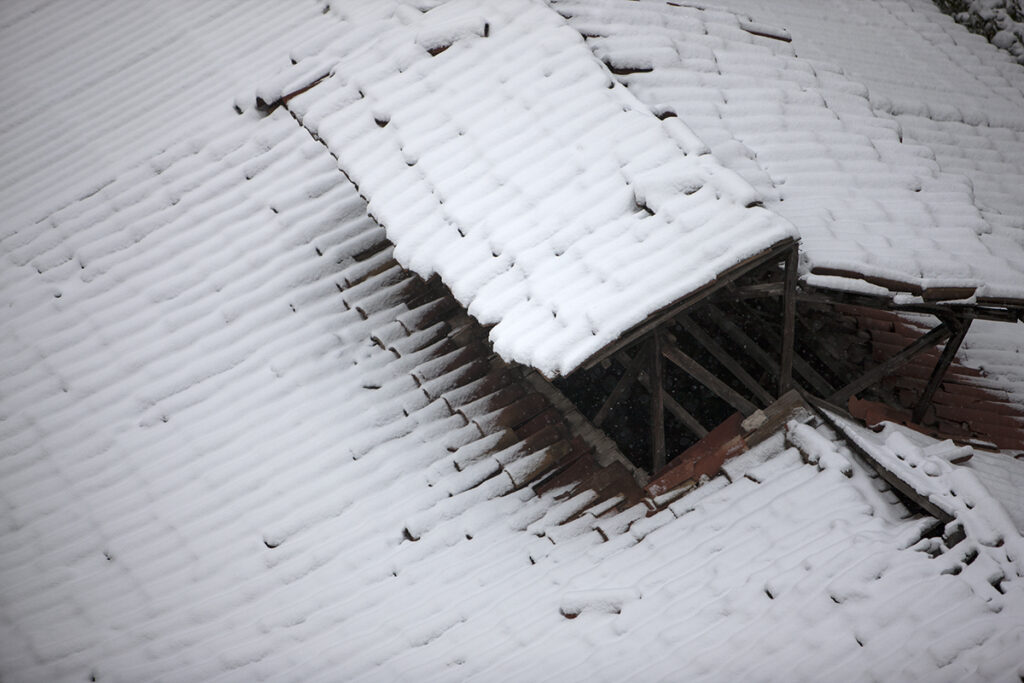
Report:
662,332,758,416
614,350,709,438
779,245,798,396
593,339,650,428
675,313,774,406
912,318,972,423
828,321,952,406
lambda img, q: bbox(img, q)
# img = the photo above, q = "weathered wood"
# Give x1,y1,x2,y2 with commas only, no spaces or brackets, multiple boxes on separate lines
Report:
779,246,799,396
662,335,758,416
663,389,708,439
797,287,1021,324
731,282,784,299
810,266,924,296
579,238,798,372
650,332,667,472
816,406,954,525
912,318,972,423
614,350,709,437
706,302,835,398
701,303,781,381
676,313,774,406
828,321,951,405
593,340,650,428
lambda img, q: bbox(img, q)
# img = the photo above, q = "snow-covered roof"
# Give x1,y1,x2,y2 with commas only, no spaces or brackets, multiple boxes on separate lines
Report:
253,0,797,377
553,0,1024,305
3,0,1024,681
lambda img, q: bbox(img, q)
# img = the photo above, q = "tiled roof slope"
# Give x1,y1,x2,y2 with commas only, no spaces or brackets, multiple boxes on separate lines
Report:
0,0,342,234
1,2,1022,680
553,0,1024,303
257,0,797,378
1,109,1021,678
690,0,1024,259
0,110,639,680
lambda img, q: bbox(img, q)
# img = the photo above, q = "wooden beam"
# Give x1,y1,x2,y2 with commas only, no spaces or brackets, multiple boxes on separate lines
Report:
676,313,774,406
662,334,758,416
828,321,951,406
779,245,798,396
651,331,667,472
912,318,972,423
579,238,798,372
707,302,835,397
701,303,780,382
662,389,709,439
730,282,784,298
615,351,709,438
593,339,650,428
797,287,1022,324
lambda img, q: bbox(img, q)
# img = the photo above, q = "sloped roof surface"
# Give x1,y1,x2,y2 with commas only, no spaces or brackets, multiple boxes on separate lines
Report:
692,0,1024,269
266,0,796,377
553,0,1024,301
2,1,1024,681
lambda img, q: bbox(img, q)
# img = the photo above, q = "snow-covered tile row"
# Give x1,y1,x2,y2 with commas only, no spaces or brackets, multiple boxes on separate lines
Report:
684,0,1024,271
0,0,337,236
553,0,1024,302
256,0,796,377
0,108,620,681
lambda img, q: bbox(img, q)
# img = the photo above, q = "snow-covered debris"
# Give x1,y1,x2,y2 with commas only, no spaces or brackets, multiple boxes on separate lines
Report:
267,0,796,377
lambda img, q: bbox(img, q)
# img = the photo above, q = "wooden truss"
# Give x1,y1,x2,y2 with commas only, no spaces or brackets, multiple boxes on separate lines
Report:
581,235,1024,474
587,240,800,472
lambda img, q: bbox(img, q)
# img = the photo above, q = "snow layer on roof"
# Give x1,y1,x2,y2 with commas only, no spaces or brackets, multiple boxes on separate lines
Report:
690,0,1024,262
3,1,1024,680
2,113,1021,677
265,0,796,377
0,0,341,234
554,0,1024,302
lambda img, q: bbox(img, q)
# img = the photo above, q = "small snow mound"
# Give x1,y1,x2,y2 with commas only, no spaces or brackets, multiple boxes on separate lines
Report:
559,587,641,618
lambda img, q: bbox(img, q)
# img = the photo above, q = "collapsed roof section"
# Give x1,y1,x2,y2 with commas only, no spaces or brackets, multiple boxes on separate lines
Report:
552,0,1024,307
251,0,797,378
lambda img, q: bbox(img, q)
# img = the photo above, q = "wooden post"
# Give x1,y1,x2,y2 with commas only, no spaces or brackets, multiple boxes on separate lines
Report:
912,318,972,423
651,331,667,472
828,321,951,406
779,246,798,396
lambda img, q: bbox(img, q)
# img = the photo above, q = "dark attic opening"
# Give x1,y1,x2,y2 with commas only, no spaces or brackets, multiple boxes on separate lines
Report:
554,239,800,475
554,237,1024,480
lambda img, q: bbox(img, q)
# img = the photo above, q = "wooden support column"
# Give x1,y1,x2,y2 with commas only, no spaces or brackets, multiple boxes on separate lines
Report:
912,318,972,423
828,321,951,406
779,245,798,396
593,339,650,428
650,331,667,472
